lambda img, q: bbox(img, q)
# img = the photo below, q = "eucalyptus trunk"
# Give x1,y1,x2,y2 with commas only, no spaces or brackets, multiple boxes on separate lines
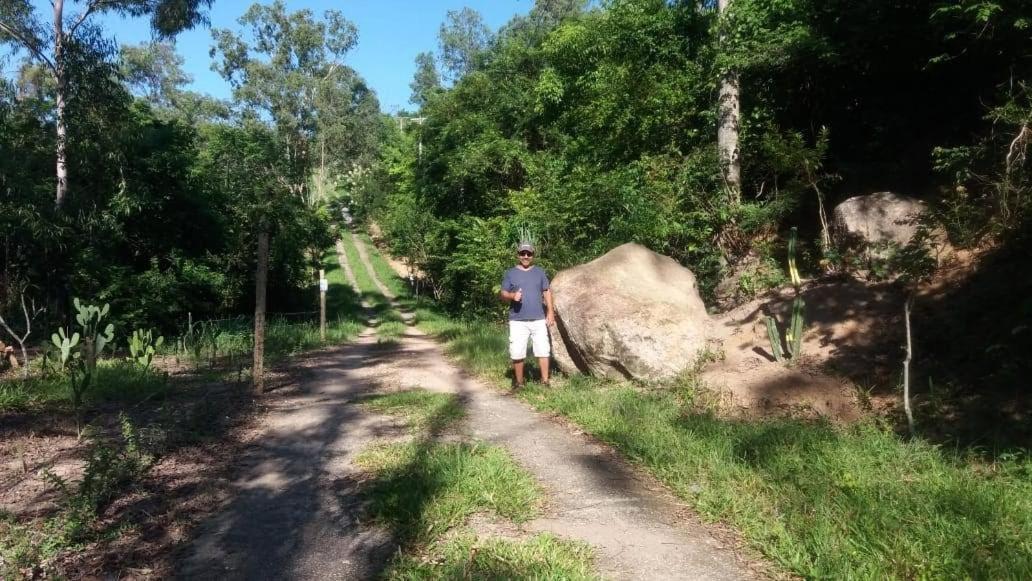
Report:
717,0,741,200
53,0,69,208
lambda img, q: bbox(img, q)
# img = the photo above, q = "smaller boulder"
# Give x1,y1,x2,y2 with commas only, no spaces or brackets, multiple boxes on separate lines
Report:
831,192,950,277
832,192,928,252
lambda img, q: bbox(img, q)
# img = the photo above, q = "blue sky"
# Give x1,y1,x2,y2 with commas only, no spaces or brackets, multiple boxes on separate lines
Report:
20,0,534,113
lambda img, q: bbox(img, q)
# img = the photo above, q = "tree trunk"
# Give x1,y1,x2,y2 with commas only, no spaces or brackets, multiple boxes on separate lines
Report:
717,0,741,200
253,228,269,394
54,0,68,208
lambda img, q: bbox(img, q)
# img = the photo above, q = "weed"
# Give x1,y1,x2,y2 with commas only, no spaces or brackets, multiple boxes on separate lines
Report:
385,533,598,580
361,390,465,433
356,441,540,545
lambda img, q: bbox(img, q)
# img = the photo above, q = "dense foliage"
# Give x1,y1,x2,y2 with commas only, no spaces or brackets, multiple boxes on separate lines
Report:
0,2,380,336
368,0,1031,313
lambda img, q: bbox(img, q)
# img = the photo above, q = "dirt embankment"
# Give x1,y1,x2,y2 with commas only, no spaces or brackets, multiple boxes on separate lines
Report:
702,279,905,421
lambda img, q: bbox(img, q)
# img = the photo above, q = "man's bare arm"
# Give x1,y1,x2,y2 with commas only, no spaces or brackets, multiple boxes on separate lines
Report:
544,289,555,324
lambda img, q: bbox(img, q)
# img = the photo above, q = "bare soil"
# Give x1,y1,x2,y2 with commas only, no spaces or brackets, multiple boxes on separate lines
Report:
701,278,907,420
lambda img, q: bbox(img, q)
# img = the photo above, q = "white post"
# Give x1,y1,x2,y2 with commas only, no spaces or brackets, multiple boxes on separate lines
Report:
319,269,328,341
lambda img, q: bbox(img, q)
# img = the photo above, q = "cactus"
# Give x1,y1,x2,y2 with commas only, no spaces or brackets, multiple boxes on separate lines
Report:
765,228,808,365
128,328,164,370
56,298,117,435
51,327,80,365
765,316,785,363
788,227,802,287
786,296,805,359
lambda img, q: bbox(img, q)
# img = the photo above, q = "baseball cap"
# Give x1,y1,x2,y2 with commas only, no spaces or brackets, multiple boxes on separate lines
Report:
517,243,535,253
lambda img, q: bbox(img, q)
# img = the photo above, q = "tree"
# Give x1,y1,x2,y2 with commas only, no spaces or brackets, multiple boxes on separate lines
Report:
119,42,191,107
0,0,212,208
409,51,441,108
438,7,493,82
211,1,372,391
211,0,362,195
717,0,741,199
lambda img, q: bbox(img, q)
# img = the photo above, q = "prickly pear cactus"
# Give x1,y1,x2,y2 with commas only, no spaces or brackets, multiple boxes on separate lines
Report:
128,329,164,370
51,327,80,366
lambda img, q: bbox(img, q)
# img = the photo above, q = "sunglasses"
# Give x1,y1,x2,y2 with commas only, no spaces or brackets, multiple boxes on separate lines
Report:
518,251,534,257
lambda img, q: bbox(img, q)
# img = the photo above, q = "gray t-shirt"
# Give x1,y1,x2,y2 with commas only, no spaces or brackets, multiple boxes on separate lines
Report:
501,266,550,321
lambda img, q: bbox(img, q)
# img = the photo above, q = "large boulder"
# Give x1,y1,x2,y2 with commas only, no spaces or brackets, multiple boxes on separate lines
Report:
550,243,712,381
832,192,928,253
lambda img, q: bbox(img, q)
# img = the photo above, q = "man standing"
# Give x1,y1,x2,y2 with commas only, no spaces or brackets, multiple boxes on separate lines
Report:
499,242,555,388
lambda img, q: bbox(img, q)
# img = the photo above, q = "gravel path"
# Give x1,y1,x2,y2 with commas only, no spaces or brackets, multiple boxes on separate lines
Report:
174,237,758,580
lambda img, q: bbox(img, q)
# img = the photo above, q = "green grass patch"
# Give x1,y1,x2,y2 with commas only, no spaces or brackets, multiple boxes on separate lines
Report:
412,308,512,378
361,390,465,433
384,533,598,580
376,321,407,344
357,232,410,297
0,362,169,413
321,244,364,321
338,232,410,333
356,440,541,545
417,309,1032,579
339,232,381,296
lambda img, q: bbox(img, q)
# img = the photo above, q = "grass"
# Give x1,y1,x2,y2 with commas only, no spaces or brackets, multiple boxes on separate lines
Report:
159,245,364,371
338,231,381,296
356,440,541,544
361,390,465,433
0,362,170,413
356,232,410,297
405,299,1032,579
356,387,596,578
385,533,597,581
338,230,413,344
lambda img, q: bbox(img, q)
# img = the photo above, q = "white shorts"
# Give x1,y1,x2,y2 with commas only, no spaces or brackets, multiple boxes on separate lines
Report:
509,319,550,360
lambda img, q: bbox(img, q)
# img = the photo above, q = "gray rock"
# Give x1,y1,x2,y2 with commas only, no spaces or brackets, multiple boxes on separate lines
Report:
831,191,928,254
550,243,712,381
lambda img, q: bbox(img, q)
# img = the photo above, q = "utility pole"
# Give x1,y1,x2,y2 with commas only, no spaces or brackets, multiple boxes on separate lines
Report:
397,116,427,159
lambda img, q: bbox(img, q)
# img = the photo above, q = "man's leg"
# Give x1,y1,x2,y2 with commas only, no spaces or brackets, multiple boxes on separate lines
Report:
513,359,526,386
509,321,530,387
538,356,550,384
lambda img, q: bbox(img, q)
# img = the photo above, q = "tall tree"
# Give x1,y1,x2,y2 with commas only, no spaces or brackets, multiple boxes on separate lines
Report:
119,41,191,107
211,0,361,196
717,0,742,199
211,1,369,391
409,51,441,108
0,0,212,208
438,7,493,82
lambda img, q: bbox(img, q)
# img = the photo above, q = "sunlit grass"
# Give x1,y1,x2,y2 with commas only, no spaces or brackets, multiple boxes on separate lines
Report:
356,232,410,297
385,533,598,580
0,361,169,413
360,389,465,432
415,305,1032,580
